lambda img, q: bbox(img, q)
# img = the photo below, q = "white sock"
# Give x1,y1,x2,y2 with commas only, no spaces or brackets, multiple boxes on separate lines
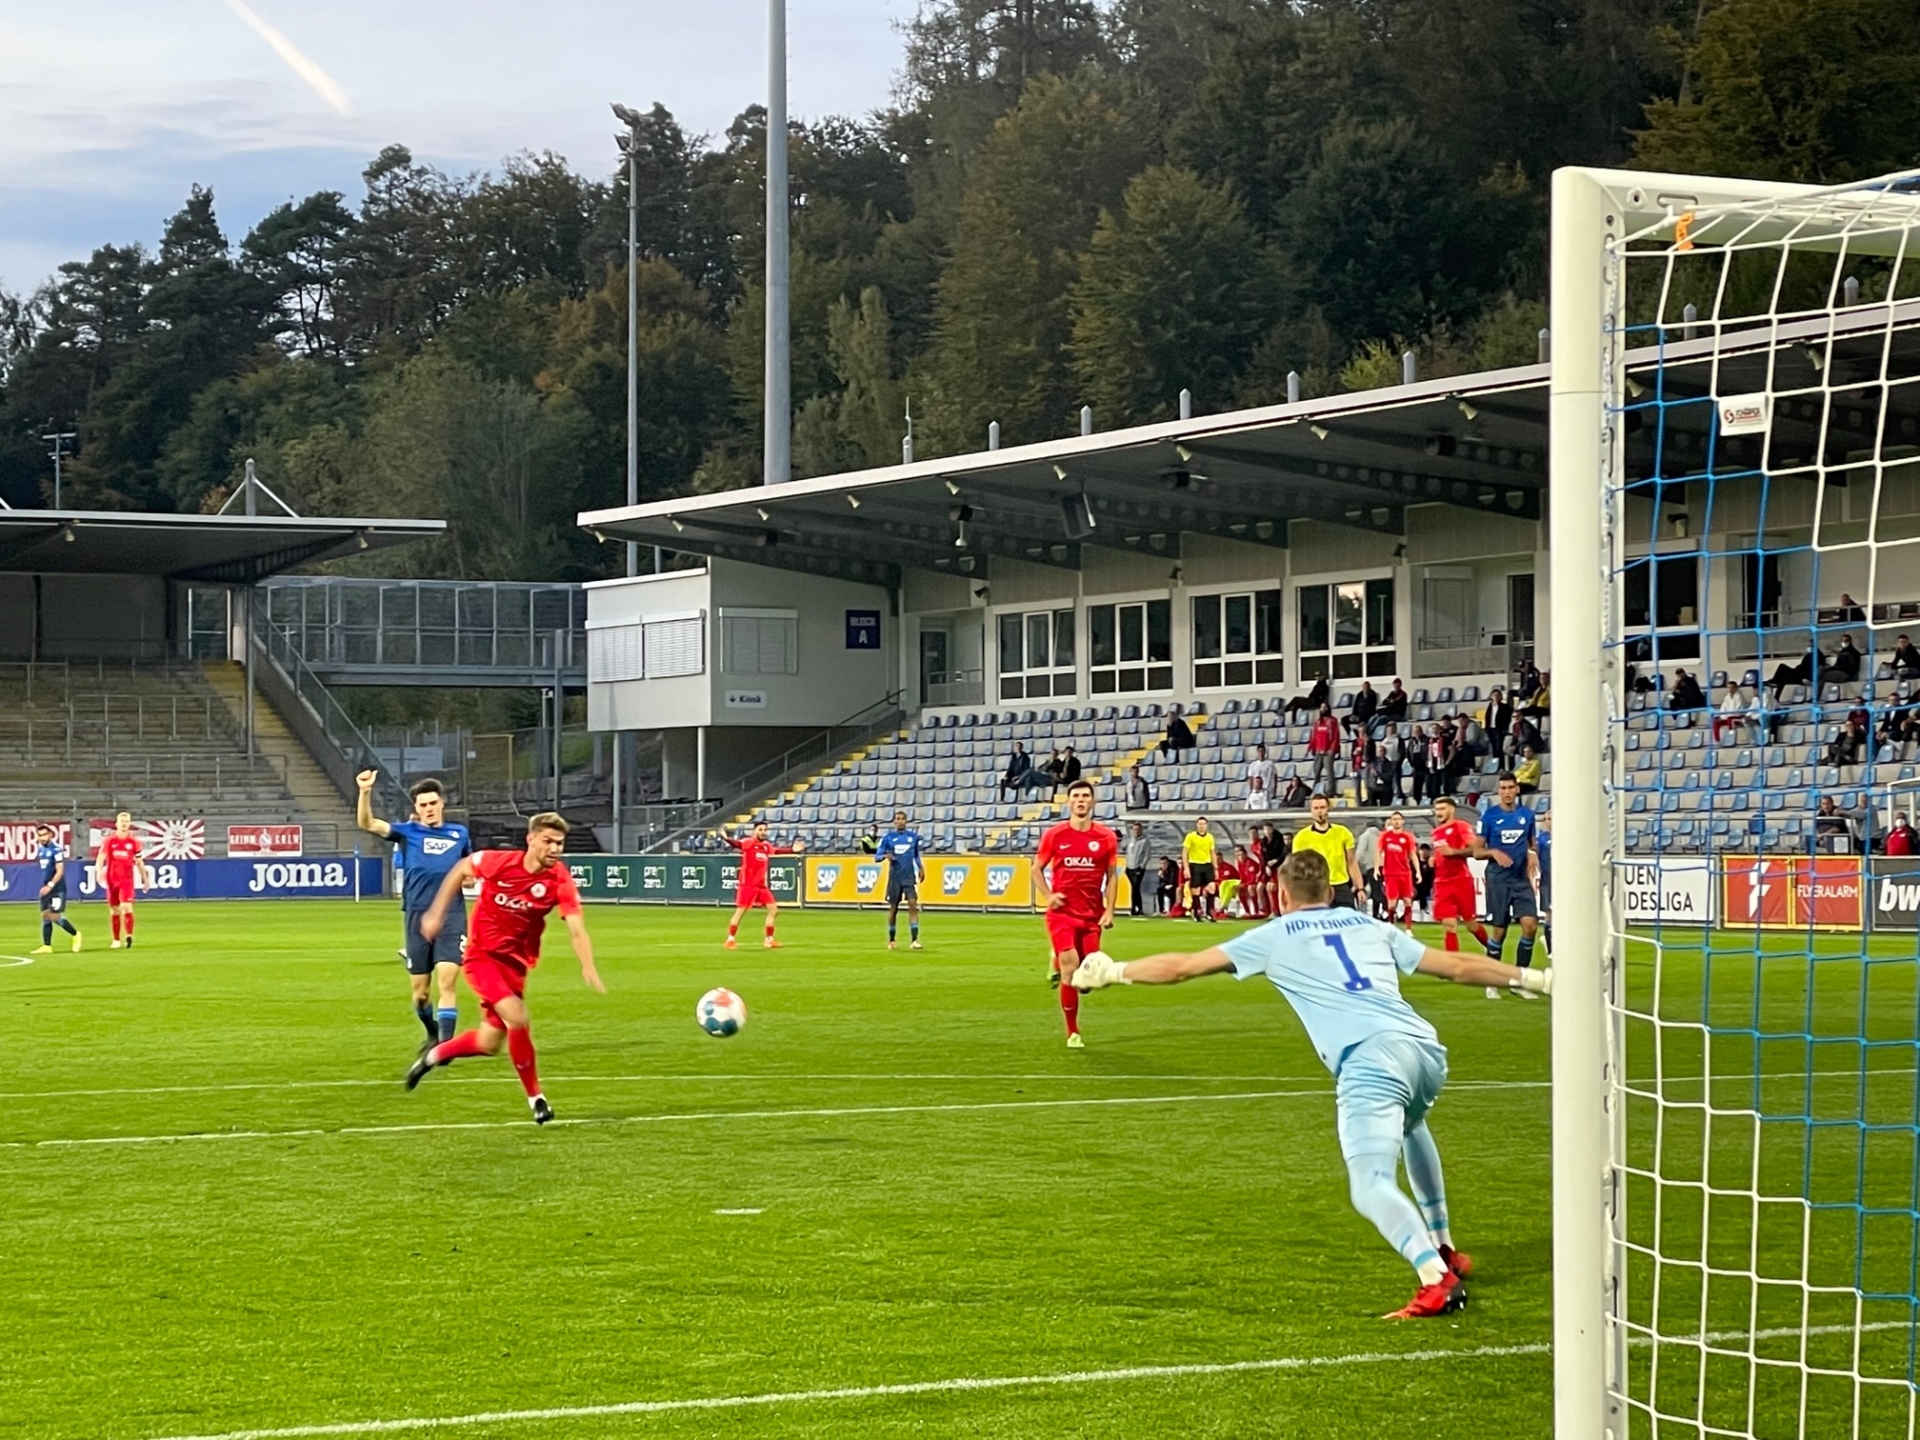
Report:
1416,1256,1449,1285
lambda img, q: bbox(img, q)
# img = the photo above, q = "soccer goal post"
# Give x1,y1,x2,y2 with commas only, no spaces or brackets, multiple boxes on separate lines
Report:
1550,165,1920,1440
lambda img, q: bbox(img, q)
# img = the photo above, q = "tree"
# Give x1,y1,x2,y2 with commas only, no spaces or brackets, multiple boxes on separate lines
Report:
1069,166,1275,422
333,146,471,355
242,192,357,358
1634,0,1920,182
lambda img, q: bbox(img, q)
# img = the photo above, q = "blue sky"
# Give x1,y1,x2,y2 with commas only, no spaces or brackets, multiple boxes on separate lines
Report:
0,0,910,291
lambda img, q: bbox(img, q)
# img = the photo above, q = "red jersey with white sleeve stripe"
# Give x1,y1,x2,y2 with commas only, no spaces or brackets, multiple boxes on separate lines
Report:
723,834,791,895
466,849,580,971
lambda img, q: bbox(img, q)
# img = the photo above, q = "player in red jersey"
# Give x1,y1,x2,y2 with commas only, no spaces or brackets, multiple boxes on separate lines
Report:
405,811,604,1124
722,820,805,949
1428,797,1490,955
94,812,151,949
1034,779,1121,1048
1377,811,1421,931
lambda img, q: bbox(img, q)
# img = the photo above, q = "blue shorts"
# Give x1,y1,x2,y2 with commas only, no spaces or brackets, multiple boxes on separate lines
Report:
1334,1034,1449,1161
41,889,66,914
886,872,919,906
1539,877,1552,915
1485,876,1538,928
402,909,466,975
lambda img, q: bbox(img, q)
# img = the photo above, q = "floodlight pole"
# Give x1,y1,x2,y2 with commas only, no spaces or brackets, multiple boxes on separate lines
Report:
43,431,76,508
764,0,790,487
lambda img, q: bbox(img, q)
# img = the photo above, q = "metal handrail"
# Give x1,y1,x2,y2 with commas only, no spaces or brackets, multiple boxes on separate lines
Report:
253,617,407,815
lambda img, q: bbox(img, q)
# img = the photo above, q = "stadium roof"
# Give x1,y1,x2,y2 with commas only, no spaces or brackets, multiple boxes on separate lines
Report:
0,509,446,584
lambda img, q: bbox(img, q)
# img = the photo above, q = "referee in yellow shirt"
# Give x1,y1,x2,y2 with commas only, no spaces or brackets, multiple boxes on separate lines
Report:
1292,793,1360,908
1181,816,1219,922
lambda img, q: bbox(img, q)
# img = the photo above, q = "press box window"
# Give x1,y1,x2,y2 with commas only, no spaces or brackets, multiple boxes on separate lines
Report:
1089,599,1172,694
720,609,798,675
1298,579,1395,680
1193,589,1283,689
998,608,1075,699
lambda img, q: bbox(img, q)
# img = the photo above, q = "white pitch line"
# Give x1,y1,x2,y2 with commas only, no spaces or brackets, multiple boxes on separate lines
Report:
713,1207,763,1215
0,954,37,968
132,1320,1915,1440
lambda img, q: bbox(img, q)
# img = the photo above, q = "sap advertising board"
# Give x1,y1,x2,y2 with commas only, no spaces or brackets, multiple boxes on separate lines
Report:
0,857,383,902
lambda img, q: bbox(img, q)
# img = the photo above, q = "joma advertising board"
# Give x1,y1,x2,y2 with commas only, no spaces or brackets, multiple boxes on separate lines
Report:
0,857,383,902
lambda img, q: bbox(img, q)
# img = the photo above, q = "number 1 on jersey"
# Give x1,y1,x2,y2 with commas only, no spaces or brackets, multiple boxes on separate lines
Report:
1322,933,1373,991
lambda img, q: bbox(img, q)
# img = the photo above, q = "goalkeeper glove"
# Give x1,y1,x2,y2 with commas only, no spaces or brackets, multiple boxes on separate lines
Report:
1071,952,1130,991
1511,967,1553,996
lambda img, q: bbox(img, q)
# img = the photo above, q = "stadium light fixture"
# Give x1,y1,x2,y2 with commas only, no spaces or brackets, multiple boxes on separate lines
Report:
944,479,960,495
1052,464,1068,481
1456,399,1479,421
60,523,76,542
1175,444,1193,463
756,507,770,521
846,494,860,509
670,517,685,533
1310,424,1329,441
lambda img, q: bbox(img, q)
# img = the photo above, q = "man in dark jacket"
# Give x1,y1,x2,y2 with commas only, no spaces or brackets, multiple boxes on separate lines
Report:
1158,706,1197,758
1283,672,1330,718
1378,679,1410,722
998,742,1033,798
1832,635,1863,683
1344,680,1379,735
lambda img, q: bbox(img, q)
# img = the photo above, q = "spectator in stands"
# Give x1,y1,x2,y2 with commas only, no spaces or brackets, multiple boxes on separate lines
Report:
1400,726,1429,803
1344,679,1379,735
1424,722,1451,800
1518,671,1551,717
1158,704,1197,760
1126,763,1153,811
1815,796,1850,850
1456,711,1488,763
998,742,1033,798
1283,670,1331,717
1887,813,1918,857
1245,744,1277,810
1366,739,1398,807
1482,687,1513,747
1825,710,1869,767
1832,634,1863,684
1713,684,1755,744
1152,856,1179,915
1668,669,1708,717
859,823,881,855
1515,658,1543,702
1891,633,1920,680
1514,746,1543,795
1379,678,1410,724
1508,713,1547,760
1279,772,1312,808
1125,823,1151,915
1017,748,1063,795
1059,746,1083,786
1878,696,1918,753
1307,704,1341,796
1438,721,1474,797
1769,646,1823,701
1836,593,1867,624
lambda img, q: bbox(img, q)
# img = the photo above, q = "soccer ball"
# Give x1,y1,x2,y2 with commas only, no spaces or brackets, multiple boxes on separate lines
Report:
696,987,747,1038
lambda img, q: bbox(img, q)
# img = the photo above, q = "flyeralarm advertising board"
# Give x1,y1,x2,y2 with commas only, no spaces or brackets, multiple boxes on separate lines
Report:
1720,855,1864,931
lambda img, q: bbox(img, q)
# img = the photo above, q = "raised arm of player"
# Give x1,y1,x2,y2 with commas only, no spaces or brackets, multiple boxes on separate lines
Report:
419,856,474,942
355,770,392,838
721,832,745,851
562,911,606,993
1080,946,1235,986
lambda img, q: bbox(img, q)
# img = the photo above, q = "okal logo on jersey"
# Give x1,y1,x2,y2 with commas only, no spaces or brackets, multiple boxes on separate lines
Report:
986,865,1015,895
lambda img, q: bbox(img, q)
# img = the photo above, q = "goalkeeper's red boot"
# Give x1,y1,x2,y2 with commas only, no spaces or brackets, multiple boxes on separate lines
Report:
1440,1245,1474,1279
1384,1269,1467,1320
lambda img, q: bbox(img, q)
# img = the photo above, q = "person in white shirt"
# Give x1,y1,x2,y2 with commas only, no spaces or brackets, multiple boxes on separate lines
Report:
1245,744,1278,811
1712,684,1761,746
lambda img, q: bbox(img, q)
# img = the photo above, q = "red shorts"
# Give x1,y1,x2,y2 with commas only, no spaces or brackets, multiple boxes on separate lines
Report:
105,878,136,907
1382,871,1414,903
464,952,528,1024
735,885,774,909
1045,911,1103,959
1432,876,1478,923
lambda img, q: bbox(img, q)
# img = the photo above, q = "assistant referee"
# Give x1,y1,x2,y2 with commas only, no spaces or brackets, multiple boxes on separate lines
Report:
1291,793,1360,908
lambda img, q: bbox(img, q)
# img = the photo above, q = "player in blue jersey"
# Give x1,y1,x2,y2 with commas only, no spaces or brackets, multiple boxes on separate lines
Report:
1069,848,1551,1319
878,810,926,950
358,771,473,1044
29,823,83,954
1536,808,1552,953
1471,773,1542,996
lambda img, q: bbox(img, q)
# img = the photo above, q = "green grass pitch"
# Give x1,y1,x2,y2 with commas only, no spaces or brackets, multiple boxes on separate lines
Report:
2,899,1901,1438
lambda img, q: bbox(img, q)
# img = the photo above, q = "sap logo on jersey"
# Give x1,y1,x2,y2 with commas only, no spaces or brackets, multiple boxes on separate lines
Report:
942,866,967,896
986,865,1015,896
421,835,460,857
815,865,842,893
248,862,349,893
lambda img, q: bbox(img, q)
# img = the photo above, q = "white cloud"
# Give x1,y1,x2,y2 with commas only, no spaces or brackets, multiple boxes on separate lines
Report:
0,0,910,288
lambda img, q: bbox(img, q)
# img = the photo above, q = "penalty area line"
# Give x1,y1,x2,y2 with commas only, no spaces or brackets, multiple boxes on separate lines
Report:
134,1319,1917,1440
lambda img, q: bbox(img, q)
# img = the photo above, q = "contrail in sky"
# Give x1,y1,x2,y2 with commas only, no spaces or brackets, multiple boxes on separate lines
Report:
220,0,353,117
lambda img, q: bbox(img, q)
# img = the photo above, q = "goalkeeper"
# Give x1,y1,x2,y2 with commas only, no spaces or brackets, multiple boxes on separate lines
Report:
1070,848,1550,1320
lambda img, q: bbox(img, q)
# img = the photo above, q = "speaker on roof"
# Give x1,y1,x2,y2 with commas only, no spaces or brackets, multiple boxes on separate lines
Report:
1060,492,1096,541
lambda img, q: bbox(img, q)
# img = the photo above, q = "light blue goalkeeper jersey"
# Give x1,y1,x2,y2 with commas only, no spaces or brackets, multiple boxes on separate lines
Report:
1220,905,1438,1076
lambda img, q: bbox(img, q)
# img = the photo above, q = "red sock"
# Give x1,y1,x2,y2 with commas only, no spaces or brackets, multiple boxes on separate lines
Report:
506,1027,541,1098
432,1029,489,1065
110,913,122,941
1444,929,1460,952
124,911,134,935
1472,925,1489,947
1059,981,1080,1036
727,922,739,939
764,921,776,940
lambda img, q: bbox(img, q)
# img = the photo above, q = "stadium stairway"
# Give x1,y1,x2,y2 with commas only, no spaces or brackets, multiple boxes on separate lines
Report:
200,661,361,845
716,727,911,833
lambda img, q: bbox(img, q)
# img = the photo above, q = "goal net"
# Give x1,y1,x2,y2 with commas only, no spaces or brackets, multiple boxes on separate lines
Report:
1551,168,1920,1440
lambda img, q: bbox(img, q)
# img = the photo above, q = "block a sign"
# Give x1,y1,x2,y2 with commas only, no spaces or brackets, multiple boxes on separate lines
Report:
845,610,882,649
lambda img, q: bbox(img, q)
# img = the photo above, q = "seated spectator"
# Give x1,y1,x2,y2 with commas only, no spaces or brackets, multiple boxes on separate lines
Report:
1514,746,1543,795
1244,744,1277,810
1125,762,1154,811
1152,856,1180,915
1814,796,1850,849
1482,687,1513,745
1019,747,1065,794
1456,712,1488,760
1518,672,1551,716
1668,669,1708,713
998,741,1033,798
1832,634,1863,683
1344,679,1379,734
1836,593,1867,624
1158,705,1197,759
1823,718,1866,767
1515,658,1543,702
1059,745,1083,786
1507,713,1547,759
1378,678,1410,722
1283,672,1331,717
1279,772,1312,808
1712,684,1760,745
1769,647,1823,701
1888,813,1919,857
1878,699,1918,752
1892,633,1920,680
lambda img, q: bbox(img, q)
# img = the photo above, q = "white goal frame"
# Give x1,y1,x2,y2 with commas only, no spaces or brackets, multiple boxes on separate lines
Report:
1545,166,1920,1440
